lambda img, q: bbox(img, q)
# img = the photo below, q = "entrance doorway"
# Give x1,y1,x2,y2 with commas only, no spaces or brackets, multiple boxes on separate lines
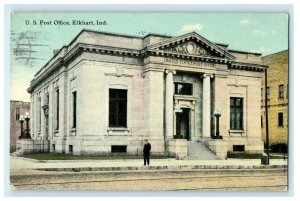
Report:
175,108,190,140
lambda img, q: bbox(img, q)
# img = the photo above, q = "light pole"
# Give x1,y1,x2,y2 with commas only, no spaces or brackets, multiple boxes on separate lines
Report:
213,109,222,139
24,112,31,138
19,115,24,139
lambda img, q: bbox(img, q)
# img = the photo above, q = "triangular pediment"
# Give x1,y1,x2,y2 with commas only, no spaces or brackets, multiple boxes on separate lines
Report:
146,32,236,61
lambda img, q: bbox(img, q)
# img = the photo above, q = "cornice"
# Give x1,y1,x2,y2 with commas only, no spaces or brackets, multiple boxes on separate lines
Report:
28,42,266,93
230,61,267,72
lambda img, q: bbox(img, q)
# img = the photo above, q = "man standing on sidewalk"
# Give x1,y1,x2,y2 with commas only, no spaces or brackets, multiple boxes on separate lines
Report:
143,139,151,166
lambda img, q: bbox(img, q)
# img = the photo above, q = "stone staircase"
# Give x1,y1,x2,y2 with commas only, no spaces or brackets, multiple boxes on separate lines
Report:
187,141,218,160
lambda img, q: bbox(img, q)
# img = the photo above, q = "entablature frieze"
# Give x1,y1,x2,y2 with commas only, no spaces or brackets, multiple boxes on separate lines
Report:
143,58,223,75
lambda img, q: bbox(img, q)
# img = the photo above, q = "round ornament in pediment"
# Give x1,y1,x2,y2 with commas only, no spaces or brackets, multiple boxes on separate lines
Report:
185,41,197,54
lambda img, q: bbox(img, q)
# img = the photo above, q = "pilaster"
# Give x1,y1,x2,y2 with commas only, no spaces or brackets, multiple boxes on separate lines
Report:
213,75,229,138
165,69,176,139
144,69,164,144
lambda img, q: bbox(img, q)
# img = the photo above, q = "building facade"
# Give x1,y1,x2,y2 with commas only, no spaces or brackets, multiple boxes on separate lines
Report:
261,50,288,147
26,29,266,159
10,100,30,151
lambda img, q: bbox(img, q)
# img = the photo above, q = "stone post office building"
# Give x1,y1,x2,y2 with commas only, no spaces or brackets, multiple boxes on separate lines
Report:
26,29,266,159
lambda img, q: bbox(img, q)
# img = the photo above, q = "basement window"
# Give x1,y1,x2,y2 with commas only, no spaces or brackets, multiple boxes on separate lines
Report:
233,145,245,153
111,145,127,153
69,145,73,153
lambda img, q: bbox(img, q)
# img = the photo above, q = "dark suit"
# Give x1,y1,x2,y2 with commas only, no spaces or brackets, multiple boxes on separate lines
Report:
143,142,151,165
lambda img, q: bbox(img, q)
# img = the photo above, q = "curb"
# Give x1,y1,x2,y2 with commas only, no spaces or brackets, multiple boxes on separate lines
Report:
36,158,176,163
10,155,176,163
34,164,287,172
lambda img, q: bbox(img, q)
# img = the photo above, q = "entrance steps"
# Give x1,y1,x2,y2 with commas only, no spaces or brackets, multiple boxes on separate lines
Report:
187,141,218,160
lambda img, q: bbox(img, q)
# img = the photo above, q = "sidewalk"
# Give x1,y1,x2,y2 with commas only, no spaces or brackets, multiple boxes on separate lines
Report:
10,155,288,172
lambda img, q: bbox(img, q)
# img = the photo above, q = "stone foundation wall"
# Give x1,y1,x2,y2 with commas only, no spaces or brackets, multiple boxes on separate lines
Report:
16,139,49,155
48,137,166,156
205,139,228,159
204,137,264,159
226,137,264,154
166,139,187,160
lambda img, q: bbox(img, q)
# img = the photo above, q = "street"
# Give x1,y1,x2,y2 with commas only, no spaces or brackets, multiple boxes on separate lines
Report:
10,169,287,191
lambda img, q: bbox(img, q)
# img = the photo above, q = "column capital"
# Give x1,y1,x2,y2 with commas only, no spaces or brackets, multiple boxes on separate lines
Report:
201,73,214,79
165,69,176,75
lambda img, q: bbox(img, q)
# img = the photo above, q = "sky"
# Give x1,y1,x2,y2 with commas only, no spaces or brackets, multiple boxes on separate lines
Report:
10,12,289,102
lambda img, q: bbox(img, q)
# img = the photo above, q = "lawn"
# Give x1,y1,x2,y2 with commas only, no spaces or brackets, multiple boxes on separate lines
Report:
22,153,169,160
227,153,288,159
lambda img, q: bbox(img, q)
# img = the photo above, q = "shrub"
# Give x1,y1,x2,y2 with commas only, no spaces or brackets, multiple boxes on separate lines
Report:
10,146,16,153
270,143,288,153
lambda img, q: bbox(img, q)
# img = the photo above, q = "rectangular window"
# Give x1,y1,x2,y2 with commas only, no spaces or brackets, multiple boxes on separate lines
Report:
233,145,245,152
46,93,49,105
16,108,20,120
266,87,270,100
69,145,73,152
230,97,243,130
56,89,59,130
261,88,263,100
109,89,127,127
261,115,263,128
111,145,127,153
72,91,77,128
174,83,193,95
278,112,284,127
39,98,41,131
279,84,284,99
287,84,289,99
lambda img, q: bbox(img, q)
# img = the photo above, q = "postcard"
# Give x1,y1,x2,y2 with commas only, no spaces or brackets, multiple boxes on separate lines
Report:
9,12,288,191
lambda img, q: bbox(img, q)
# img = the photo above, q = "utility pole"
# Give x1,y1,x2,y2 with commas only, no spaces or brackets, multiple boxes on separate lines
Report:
264,68,270,164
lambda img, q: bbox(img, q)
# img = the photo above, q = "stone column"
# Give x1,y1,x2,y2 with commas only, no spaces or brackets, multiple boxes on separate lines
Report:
202,74,213,138
165,69,176,139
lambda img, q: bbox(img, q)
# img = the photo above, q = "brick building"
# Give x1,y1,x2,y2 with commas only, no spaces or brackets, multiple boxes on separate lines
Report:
24,29,267,159
10,100,30,151
261,50,288,147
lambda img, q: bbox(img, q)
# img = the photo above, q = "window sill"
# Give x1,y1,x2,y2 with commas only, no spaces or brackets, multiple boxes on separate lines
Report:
107,127,130,135
174,95,198,101
229,130,245,137
70,128,76,136
54,130,59,136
